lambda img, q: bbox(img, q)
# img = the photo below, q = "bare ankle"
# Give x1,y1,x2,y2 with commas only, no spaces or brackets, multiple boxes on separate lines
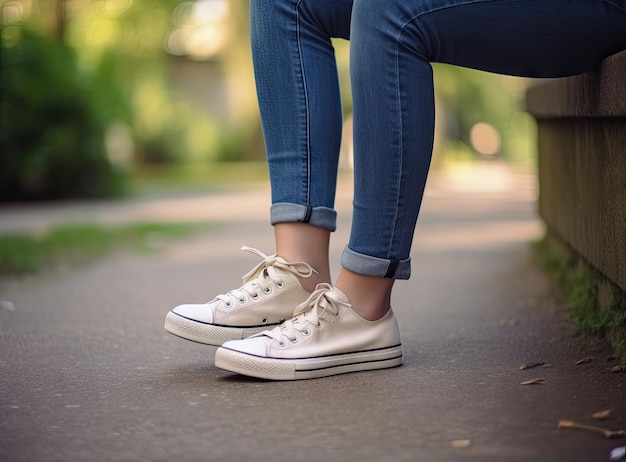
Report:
275,222,332,292
335,269,393,321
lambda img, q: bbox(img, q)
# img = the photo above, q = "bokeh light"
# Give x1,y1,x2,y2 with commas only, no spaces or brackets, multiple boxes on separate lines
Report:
165,0,230,60
470,122,501,156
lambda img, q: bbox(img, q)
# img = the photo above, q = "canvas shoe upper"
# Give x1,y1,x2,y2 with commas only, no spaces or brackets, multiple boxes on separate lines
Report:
164,246,316,346
214,283,403,380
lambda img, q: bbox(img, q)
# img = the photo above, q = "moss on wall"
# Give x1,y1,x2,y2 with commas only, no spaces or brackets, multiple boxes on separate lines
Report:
534,233,626,360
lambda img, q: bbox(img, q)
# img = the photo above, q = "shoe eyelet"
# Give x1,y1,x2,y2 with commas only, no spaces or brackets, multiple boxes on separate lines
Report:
289,337,298,343
224,300,233,308
238,296,246,304
276,281,285,289
263,287,272,295
251,293,259,300
302,328,311,336
262,318,268,324
277,341,286,347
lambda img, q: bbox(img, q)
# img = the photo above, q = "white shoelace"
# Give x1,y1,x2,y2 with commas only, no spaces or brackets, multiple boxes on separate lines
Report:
262,283,349,345
215,246,317,306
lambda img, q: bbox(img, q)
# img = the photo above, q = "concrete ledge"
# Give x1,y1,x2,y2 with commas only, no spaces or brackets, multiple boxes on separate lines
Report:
526,49,626,118
526,50,626,294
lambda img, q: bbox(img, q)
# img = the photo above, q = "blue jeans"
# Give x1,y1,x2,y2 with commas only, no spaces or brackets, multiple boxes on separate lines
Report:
250,0,626,279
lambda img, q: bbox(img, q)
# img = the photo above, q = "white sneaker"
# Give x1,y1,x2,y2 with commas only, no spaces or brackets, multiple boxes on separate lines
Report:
164,247,316,346
215,284,403,380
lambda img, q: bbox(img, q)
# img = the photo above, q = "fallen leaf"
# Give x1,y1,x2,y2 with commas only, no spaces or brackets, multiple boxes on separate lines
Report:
610,365,625,373
558,420,626,439
592,409,612,420
519,361,545,370
610,446,626,461
575,356,593,365
451,439,472,449
521,378,544,385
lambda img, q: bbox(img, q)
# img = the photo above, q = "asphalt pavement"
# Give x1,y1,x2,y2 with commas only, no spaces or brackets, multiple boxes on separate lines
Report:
1,162,624,462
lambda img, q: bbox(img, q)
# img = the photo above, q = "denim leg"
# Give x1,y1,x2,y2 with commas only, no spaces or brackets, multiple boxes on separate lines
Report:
250,0,352,232
343,0,626,279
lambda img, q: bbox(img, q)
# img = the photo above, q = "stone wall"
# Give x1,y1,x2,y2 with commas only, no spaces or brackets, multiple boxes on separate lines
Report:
526,50,626,293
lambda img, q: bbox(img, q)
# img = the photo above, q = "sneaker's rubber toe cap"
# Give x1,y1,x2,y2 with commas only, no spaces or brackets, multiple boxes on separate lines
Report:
222,337,268,356
171,303,214,324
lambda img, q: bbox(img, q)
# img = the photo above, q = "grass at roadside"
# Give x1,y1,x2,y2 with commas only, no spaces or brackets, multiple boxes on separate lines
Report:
130,162,270,196
0,222,209,276
534,234,626,360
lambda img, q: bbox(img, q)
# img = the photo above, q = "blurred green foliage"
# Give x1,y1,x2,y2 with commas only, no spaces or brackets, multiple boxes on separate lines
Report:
57,0,260,166
0,0,535,202
1,0,260,201
433,64,535,166
0,29,128,200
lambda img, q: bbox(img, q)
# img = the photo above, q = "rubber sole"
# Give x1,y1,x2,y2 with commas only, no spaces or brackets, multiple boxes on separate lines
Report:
215,344,403,380
164,311,270,346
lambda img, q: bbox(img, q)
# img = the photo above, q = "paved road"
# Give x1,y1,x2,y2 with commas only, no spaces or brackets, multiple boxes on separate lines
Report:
1,163,624,462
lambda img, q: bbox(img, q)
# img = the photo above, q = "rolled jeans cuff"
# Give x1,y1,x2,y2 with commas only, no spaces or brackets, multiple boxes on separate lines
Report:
341,246,411,280
270,203,337,232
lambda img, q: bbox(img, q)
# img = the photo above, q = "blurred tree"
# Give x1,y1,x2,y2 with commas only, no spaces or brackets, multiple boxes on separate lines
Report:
52,0,67,42
432,64,534,165
1,0,534,204
61,0,262,164
0,29,127,200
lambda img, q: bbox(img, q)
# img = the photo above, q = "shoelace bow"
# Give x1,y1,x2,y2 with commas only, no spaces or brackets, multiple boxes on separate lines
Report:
215,246,317,305
263,283,349,344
